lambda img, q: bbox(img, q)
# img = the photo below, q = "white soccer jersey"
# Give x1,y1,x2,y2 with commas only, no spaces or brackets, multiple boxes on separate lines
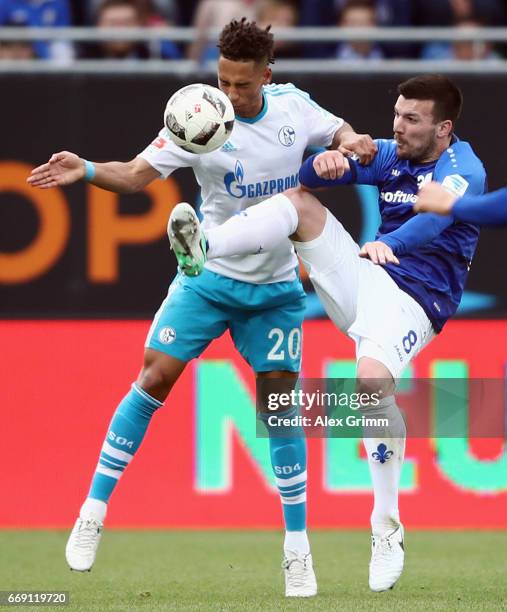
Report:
139,83,343,284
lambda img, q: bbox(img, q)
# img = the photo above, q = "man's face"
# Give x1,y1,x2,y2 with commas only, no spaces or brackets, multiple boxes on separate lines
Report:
217,56,271,117
340,6,376,56
393,95,444,163
99,5,141,57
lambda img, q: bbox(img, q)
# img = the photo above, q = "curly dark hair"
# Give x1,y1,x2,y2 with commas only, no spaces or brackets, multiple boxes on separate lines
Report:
218,17,275,64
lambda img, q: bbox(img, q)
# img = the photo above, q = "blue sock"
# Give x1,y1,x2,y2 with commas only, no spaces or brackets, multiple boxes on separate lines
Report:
87,383,162,504
260,410,308,537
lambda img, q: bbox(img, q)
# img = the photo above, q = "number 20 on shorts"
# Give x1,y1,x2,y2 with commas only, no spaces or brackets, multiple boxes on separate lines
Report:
267,327,302,361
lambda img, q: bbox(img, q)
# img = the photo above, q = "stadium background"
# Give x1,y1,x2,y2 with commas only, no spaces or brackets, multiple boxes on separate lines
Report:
2,71,507,530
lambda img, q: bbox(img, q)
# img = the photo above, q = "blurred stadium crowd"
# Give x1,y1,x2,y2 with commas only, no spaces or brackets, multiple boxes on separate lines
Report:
0,0,506,62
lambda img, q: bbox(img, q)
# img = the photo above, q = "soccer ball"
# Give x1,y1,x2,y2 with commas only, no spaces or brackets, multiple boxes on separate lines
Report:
164,84,235,154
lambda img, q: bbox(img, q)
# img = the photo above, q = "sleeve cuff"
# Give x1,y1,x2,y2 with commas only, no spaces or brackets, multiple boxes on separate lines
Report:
377,235,401,254
347,158,358,182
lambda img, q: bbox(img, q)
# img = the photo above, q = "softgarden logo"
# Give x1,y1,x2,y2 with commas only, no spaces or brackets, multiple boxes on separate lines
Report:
224,160,299,199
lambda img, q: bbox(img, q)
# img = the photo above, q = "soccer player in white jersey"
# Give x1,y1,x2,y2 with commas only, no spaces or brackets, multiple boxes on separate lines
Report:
168,74,486,592
27,18,375,597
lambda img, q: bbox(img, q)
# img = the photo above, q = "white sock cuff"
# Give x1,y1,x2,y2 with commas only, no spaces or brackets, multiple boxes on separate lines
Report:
81,498,107,522
270,193,299,235
284,529,310,555
205,191,299,260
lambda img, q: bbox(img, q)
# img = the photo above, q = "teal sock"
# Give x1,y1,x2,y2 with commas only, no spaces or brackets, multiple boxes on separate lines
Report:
260,409,307,532
88,383,162,503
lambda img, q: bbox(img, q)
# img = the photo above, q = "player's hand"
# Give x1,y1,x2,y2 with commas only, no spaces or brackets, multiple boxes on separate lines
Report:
27,151,86,189
359,241,400,265
338,133,377,165
414,181,457,216
313,151,350,180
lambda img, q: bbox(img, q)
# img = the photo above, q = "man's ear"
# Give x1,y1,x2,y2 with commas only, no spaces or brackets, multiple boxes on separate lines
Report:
438,119,453,139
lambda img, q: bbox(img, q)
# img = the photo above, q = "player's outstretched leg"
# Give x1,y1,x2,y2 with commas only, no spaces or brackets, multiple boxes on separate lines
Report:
357,360,406,592
170,190,326,266
203,189,326,259
259,408,317,597
167,203,207,276
66,351,185,572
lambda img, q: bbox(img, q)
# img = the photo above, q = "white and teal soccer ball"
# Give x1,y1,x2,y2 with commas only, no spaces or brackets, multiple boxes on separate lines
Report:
164,84,235,154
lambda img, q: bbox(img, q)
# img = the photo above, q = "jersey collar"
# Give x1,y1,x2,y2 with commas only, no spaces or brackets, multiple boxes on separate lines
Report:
235,92,268,124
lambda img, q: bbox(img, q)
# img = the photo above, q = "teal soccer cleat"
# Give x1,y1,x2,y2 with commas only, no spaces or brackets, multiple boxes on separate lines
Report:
167,203,207,276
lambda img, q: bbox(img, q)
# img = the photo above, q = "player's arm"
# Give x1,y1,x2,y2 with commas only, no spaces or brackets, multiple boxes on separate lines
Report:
299,150,352,184
416,182,507,225
377,145,487,256
377,181,458,257
360,206,454,264
376,182,464,257
300,138,390,186
27,151,160,194
330,122,377,165
376,213,453,257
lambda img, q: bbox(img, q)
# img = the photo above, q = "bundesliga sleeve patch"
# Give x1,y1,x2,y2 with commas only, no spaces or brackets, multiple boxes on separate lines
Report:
441,174,470,197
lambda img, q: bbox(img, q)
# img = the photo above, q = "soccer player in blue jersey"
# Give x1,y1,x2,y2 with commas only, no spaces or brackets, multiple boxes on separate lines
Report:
416,180,507,224
169,74,487,592
27,18,376,597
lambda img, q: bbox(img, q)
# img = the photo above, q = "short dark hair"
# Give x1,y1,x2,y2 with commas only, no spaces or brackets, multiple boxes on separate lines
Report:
397,74,463,124
218,17,275,64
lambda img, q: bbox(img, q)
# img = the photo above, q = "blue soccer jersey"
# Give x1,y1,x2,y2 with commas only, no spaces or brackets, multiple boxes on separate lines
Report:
299,136,487,331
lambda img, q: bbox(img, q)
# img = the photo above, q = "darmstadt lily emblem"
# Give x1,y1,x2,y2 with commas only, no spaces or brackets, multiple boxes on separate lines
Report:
372,443,393,464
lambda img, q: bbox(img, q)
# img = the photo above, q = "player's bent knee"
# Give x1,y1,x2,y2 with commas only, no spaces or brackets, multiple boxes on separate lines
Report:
357,358,394,397
137,350,187,401
356,377,384,397
286,188,315,217
284,187,301,200
284,188,327,242
137,368,177,402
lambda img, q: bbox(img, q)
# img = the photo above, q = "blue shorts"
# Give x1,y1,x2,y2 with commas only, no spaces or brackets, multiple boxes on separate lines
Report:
145,270,306,372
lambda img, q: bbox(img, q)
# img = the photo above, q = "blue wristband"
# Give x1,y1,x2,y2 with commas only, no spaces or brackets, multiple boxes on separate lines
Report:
83,159,96,182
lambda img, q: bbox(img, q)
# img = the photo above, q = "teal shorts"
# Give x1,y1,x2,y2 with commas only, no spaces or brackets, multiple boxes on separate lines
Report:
145,269,306,372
